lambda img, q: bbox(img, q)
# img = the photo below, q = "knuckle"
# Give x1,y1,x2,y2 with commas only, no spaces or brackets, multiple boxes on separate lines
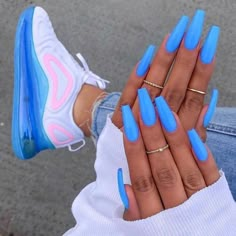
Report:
183,95,203,113
178,53,197,69
154,168,178,189
183,172,204,191
156,55,171,69
164,90,185,111
195,62,213,78
133,175,155,193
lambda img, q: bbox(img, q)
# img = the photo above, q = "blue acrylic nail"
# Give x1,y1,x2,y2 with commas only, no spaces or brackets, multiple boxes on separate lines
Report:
166,15,189,53
138,88,156,126
200,26,220,64
203,89,219,128
122,105,139,142
155,96,177,132
136,45,156,77
117,168,129,209
185,9,205,50
188,129,208,161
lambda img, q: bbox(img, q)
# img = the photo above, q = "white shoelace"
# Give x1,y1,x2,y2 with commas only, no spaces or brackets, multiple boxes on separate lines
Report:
76,53,110,89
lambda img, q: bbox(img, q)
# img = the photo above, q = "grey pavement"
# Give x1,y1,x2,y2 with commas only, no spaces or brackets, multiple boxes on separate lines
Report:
0,0,235,235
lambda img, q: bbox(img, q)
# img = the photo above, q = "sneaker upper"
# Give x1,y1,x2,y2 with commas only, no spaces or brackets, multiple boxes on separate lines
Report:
33,7,108,150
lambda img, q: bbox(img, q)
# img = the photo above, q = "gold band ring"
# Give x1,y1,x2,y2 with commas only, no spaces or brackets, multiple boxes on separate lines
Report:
187,88,206,95
146,144,169,154
144,80,164,89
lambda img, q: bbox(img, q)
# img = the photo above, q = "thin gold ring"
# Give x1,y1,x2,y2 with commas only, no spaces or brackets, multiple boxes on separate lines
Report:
146,144,169,155
187,88,206,95
144,80,164,89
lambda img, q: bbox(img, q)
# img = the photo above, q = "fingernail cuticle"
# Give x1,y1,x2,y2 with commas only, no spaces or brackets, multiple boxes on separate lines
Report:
200,26,220,64
166,15,189,53
138,88,156,126
185,9,205,50
122,105,139,142
155,96,177,132
117,168,129,209
136,45,156,77
203,89,219,128
188,129,208,161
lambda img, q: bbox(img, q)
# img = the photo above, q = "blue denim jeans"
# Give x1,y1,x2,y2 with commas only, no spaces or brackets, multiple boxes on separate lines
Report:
92,92,236,200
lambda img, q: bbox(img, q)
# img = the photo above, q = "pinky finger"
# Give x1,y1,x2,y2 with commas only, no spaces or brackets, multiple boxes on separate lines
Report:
188,129,220,186
195,89,219,142
195,105,208,142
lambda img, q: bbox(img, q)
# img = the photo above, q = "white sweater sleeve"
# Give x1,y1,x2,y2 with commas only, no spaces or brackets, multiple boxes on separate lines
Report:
63,117,236,236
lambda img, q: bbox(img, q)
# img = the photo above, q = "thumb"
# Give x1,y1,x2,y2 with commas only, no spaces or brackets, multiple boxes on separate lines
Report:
123,185,141,221
117,168,140,221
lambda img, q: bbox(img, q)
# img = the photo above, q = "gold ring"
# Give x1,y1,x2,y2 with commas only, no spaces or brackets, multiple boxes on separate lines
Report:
146,144,169,154
144,80,164,89
187,88,206,95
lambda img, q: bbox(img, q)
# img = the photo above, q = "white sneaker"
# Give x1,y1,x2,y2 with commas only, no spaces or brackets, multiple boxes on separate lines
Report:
12,6,109,160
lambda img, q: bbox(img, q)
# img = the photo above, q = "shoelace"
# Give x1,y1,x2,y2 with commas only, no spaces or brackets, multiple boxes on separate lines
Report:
76,53,110,89
68,53,109,152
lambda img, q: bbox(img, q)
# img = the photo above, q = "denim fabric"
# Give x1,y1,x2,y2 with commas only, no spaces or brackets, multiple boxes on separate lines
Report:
91,92,121,140
92,94,236,200
207,108,236,200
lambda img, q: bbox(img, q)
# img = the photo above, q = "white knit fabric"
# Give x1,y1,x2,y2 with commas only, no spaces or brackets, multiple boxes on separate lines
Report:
64,116,236,236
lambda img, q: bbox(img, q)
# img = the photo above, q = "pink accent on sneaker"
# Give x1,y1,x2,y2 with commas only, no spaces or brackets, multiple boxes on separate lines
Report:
43,54,74,110
47,123,74,145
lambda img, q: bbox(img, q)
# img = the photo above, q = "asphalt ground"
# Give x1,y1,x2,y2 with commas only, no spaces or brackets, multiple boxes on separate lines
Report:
0,0,235,235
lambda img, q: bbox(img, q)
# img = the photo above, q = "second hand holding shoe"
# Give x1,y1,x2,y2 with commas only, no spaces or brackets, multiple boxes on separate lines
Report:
12,6,109,159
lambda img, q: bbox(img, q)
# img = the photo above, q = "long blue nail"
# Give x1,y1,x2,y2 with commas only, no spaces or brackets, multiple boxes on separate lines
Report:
203,89,219,127
122,105,139,142
138,88,156,126
188,129,208,161
185,9,205,50
155,96,177,132
136,45,156,77
200,26,220,64
166,15,189,53
117,168,129,209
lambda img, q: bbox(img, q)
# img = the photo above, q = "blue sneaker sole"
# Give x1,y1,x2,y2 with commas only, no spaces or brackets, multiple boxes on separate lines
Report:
12,6,55,160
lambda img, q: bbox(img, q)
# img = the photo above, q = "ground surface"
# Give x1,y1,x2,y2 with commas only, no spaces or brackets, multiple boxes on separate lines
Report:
0,0,235,235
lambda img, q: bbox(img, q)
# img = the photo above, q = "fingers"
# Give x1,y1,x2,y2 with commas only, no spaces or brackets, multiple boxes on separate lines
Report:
132,15,189,118
119,92,220,220
162,10,205,113
122,105,163,219
178,26,220,130
188,130,220,186
155,96,206,197
144,15,189,98
112,45,156,128
138,89,187,208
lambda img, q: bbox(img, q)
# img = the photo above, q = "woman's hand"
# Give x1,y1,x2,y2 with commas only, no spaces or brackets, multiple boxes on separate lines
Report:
119,89,220,220
112,10,220,141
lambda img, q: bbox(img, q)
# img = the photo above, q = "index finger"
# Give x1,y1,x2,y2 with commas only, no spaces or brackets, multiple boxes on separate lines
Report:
112,45,156,128
122,105,163,219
